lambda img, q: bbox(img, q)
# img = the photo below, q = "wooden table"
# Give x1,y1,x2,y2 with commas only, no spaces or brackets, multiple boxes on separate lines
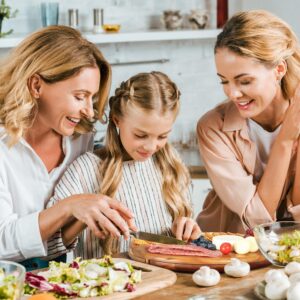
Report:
134,265,276,300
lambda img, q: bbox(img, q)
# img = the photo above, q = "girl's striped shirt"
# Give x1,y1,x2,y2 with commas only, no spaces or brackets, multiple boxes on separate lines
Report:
47,152,190,259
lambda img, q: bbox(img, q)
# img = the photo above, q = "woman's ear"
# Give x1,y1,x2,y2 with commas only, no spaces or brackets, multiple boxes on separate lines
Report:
28,74,42,99
275,60,287,81
112,116,119,127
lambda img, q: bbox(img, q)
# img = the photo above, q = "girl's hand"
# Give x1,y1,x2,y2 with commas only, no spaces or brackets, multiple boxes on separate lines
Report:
64,194,137,240
280,83,300,142
171,217,201,242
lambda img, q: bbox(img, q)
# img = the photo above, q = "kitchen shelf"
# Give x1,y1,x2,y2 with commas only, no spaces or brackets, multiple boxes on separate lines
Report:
0,29,221,48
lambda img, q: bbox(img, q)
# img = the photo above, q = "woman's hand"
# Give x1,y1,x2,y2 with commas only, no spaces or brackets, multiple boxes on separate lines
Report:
280,83,300,142
64,194,137,240
171,217,201,242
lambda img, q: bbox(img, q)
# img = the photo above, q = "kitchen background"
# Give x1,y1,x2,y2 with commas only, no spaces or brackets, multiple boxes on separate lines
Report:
1,0,299,215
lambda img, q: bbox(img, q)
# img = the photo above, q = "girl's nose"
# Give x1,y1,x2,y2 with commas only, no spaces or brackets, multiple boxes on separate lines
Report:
143,140,157,152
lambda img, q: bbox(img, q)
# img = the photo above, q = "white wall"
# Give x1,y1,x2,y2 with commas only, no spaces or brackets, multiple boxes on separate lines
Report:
229,0,300,38
2,0,300,165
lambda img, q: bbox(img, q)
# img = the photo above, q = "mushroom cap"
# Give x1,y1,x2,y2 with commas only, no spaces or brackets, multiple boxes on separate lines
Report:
264,269,288,284
287,282,300,300
224,258,250,278
285,262,300,276
289,272,300,285
265,277,290,300
192,266,221,287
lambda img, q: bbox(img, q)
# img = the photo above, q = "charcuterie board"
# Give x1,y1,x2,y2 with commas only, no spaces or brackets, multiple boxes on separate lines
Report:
22,258,177,300
128,237,270,273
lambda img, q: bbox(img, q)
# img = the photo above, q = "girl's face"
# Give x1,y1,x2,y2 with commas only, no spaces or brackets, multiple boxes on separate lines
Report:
215,47,283,119
33,66,100,136
115,104,176,161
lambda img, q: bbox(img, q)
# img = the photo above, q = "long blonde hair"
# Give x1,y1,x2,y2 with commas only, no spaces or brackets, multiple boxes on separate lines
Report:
0,25,111,145
98,71,192,253
215,10,300,100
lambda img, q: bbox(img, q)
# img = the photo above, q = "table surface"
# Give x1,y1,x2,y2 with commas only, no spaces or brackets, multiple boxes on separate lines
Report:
134,265,275,300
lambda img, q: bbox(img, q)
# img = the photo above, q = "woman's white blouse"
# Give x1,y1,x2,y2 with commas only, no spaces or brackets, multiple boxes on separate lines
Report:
0,128,93,261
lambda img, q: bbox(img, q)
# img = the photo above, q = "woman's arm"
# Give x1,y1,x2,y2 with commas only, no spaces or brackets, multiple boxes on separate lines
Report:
256,135,294,217
40,193,134,242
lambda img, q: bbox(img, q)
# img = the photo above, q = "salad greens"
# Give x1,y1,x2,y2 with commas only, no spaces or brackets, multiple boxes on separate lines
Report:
25,256,142,298
267,230,300,264
0,267,20,300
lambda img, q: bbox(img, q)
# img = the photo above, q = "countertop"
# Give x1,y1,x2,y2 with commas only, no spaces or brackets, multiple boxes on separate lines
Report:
134,265,274,300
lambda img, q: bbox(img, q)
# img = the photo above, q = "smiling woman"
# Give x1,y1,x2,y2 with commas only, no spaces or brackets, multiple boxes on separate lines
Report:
0,25,137,269
196,10,300,233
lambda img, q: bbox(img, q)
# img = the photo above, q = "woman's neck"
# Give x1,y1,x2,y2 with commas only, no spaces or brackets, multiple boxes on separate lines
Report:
24,124,60,147
251,96,289,132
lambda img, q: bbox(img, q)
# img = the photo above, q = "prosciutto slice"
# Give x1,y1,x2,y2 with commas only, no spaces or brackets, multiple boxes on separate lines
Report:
147,244,222,257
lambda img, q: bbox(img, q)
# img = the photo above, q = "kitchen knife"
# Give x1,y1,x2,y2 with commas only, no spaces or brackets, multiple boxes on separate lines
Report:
130,231,186,245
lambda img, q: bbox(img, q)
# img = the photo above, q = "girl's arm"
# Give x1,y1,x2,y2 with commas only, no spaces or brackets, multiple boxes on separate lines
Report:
292,139,300,205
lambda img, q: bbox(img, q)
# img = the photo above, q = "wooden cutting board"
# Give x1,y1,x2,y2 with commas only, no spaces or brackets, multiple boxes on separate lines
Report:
22,258,176,300
129,242,270,273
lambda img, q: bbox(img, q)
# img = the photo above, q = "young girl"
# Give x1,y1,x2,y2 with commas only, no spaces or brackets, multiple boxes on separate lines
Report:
197,10,300,233
47,71,200,258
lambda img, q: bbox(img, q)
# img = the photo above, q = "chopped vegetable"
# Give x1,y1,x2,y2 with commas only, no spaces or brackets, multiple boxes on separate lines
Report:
264,230,300,264
24,256,142,298
0,267,21,300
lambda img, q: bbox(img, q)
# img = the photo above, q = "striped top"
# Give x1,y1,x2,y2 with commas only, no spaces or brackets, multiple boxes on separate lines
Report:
47,152,191,259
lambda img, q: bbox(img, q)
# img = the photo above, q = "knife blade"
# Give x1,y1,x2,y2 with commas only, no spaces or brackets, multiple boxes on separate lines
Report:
130,231,186,245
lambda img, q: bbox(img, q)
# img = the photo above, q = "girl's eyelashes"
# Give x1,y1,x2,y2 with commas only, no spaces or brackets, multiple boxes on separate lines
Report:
134,134,147,139
134,134,168,140
220,81,228,85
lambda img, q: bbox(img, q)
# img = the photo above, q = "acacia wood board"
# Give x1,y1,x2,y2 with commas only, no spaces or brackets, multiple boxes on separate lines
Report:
22,258,177,300
128,240,270,273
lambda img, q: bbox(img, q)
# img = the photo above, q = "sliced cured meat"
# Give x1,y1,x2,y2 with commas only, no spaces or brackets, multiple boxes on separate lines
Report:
147,244,222,257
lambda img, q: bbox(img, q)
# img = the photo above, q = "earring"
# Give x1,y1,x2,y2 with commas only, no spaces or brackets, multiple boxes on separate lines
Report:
116,126,120,135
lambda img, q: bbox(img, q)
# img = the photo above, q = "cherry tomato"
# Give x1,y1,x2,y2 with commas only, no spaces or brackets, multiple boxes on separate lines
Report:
220,242,232,255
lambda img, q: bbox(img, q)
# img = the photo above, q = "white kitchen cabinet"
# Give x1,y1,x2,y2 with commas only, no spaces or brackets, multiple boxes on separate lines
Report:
191,178,211,218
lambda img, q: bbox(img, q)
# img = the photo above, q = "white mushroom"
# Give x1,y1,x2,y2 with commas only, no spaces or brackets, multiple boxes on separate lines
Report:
224,258,250,277
265,277,290,300
289,272,300,285
264,269,288,284
192,266,221,287
285,262,300,276
287,282,300,300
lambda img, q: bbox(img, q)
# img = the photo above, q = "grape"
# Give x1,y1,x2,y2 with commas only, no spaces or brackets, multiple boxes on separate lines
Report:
192,236,217,250
244,228,254,237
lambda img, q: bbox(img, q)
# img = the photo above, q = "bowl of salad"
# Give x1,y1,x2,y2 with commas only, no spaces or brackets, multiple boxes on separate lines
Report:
254,221,300,267
0,261,26,300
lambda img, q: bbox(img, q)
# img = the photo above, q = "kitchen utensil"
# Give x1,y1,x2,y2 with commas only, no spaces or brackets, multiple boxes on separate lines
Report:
130,231,186,245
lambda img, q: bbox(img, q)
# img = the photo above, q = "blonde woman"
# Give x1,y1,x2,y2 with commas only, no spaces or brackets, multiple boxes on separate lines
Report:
47,71,201,259
197,10,300,233
0,26,136,269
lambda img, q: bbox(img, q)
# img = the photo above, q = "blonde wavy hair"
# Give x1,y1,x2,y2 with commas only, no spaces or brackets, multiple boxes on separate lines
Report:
98,71,192,254
215,10,300,100
0,25,111,145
